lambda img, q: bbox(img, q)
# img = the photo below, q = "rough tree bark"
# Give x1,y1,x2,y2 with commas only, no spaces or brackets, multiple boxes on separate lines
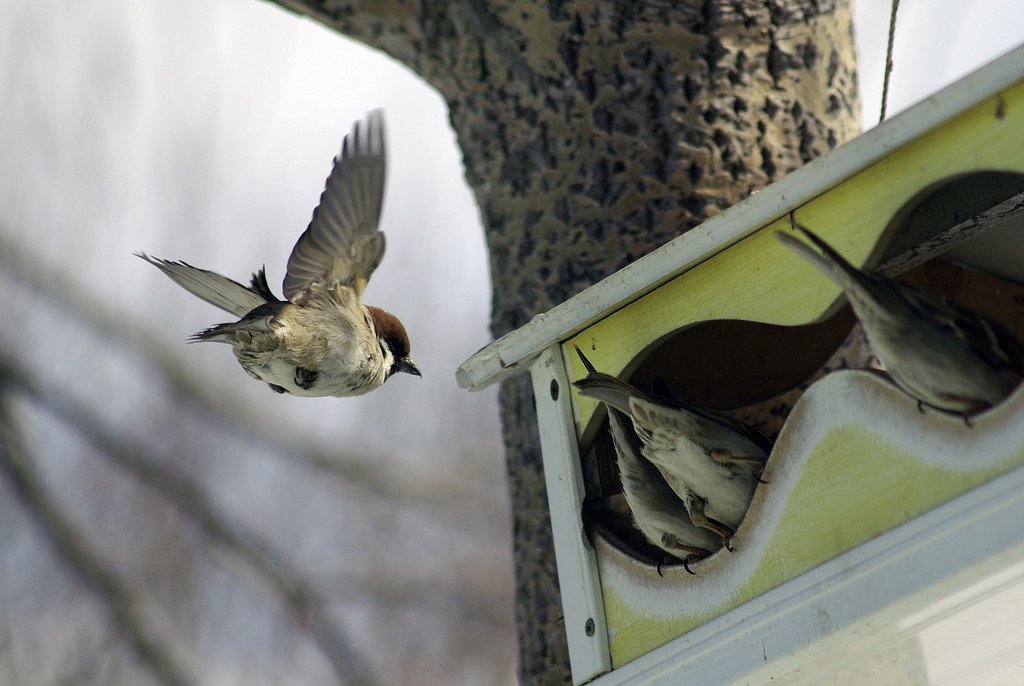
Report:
267,1,861,681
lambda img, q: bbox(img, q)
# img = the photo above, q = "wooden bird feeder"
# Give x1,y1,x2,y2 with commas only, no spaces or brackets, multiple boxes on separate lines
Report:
457,44,1024,685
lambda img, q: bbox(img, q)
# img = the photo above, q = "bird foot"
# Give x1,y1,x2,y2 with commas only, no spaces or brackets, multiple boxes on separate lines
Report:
919,398,975,428
687,498,735,551
657,550,708,577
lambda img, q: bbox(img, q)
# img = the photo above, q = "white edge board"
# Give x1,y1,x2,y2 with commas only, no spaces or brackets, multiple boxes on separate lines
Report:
455,42,1024,391
530,346,611,683
585,462,1024,686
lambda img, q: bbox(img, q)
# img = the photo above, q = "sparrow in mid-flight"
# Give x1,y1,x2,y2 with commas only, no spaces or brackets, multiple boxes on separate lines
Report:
139,110,420,396
778,217,1023,420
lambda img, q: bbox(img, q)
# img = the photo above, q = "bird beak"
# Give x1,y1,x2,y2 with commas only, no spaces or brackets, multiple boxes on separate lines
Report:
396,356,421,377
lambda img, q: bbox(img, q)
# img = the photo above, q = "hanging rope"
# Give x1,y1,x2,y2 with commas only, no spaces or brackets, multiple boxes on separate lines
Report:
879,0,902,122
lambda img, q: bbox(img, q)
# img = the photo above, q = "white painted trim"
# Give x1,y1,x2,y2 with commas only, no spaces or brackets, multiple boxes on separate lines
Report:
530,346,611,683
585,462,1024,685
456,42,1024,391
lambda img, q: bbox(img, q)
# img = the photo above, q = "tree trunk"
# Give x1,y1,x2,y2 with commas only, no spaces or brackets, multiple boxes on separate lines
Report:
268,1,861,681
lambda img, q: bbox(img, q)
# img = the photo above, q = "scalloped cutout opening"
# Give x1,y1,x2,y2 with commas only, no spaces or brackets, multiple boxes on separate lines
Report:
581,309,863,571
625,312,855,414
580,172,1024,571
580,264,1024,571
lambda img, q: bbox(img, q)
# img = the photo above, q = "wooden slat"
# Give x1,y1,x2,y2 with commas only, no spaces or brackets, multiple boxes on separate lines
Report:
529,346,611,683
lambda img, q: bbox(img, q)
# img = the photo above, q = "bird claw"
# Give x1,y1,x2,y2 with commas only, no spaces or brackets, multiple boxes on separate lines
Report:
711,520,736,552
686,498,735,552
657,555,701,576
920,397,975,428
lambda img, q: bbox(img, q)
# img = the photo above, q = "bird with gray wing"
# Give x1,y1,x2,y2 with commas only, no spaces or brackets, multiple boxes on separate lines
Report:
603,400,720,572
573,348,769,550
138,110,420,397
778,217,1024,421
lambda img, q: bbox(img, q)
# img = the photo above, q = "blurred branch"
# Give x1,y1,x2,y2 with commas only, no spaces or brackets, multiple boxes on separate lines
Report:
0,227,493,512
0,357,379,686
323,569,513,629
0,391,193,686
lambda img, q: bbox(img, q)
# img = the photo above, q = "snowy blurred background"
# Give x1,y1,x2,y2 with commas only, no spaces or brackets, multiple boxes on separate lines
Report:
0,0,1022,684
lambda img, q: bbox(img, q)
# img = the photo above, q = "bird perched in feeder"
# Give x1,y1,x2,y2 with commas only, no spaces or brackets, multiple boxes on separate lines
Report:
138,110,420,397
603,401,720,573
573,348,769,550
778,217,1024,421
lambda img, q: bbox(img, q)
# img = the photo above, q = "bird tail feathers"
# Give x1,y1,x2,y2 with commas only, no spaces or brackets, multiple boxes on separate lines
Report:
571,346,640,414
776,218,872,294
136,253,271,316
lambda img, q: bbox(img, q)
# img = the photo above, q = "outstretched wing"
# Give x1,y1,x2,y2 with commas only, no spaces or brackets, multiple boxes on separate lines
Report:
283,109,387,304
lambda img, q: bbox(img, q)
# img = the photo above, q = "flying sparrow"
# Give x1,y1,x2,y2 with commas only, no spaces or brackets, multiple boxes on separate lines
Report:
573,348,769,549
138,110,420,397
778,217,1024,420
